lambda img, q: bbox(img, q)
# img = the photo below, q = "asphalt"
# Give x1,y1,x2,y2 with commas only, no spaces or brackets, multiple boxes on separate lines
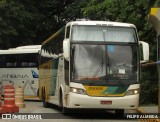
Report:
138,106,158,113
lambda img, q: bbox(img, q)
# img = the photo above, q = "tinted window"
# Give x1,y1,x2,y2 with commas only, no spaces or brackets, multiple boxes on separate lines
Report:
40,27,65,64
72,25,137,43
0,53,38,68
66,26,70,38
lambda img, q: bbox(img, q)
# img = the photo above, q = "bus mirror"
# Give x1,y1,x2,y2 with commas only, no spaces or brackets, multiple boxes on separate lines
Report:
63,39,70,61
139,41,149,63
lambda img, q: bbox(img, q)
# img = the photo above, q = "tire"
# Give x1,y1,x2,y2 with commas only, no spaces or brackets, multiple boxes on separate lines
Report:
62,107,71,115
42,88,49,108
37,88,39,96
115,109,124,118
59,90,63,108
59,90,70,115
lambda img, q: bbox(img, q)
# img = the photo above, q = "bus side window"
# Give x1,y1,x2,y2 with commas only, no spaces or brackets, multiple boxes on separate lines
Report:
6,54,17,67
38,50,41,67
0,56,6,68
66,26,70,38
29,62,36,67
6,62,16,67
64,59,69,85
22,62,29,67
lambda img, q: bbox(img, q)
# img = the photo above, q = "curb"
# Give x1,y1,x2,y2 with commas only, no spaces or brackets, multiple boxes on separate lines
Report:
137,107,144,113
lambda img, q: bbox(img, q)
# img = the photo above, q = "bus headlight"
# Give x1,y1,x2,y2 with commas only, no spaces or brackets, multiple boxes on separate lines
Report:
70,87,87,95
125,89,139,96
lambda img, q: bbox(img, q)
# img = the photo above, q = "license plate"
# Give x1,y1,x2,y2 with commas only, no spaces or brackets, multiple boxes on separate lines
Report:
100,101,112,105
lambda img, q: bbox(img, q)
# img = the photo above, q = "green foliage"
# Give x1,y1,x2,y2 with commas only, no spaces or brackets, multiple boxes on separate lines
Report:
155,0,160,7
82,0,111,20
140,65,158,105
62,0,88,22
0,0,87,48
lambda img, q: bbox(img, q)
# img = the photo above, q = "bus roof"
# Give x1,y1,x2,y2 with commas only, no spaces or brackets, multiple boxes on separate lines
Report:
14,45,41,50
41,21,136,46
66,21,136,28
0,45,41,55
0,49,40,55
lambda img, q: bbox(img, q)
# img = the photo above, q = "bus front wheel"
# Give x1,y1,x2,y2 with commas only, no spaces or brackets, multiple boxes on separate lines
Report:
115,109,124,118
60,90,70,114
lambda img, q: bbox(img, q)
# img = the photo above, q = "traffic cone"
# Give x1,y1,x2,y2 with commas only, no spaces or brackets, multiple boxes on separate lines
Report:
15,86,25,108
2,85,19,113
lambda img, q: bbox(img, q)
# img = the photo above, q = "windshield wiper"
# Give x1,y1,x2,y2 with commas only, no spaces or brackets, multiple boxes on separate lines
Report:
92,52,105,78
93,62,103,78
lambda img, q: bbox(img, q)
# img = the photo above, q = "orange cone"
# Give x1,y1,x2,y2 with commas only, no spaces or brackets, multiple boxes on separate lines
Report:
15,86,25,108
2,85,19,113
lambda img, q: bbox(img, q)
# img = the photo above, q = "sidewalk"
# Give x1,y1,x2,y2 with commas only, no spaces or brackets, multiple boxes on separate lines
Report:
138,106,158,113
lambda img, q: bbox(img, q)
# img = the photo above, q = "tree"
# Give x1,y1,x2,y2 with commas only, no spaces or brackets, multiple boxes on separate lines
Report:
0,0,87,49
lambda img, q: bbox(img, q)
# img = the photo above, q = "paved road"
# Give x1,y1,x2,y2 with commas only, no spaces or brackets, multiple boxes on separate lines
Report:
139,106,158,113
0,101,139,122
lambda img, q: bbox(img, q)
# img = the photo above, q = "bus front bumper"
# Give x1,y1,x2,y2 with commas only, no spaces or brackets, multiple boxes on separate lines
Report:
66,92,139,109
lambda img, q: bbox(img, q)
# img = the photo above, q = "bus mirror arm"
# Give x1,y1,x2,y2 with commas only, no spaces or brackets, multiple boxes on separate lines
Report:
139,41,149,63
63,39,70,61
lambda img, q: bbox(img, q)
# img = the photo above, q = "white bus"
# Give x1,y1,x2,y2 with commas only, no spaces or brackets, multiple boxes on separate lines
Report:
38,21,149,115
0,45,41,100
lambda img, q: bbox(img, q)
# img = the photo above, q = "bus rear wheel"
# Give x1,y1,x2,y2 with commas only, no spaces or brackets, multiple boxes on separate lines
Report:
42,88,48,108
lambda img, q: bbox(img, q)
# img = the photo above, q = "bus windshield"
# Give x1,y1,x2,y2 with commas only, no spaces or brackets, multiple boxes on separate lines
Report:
72,25,137,43
71,44,138,85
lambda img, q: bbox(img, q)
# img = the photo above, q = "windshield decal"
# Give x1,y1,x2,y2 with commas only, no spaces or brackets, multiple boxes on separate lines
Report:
31,70,38,78
107,45,115,52
84,85,129,97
